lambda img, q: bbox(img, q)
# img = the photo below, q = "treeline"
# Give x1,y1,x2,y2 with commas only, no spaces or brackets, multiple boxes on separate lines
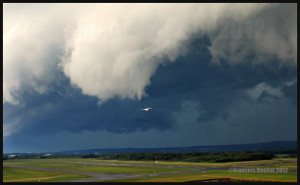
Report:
96,151,275,163
259,148,297,154
5,151,296,162
274,153,297,158
3,154,94,160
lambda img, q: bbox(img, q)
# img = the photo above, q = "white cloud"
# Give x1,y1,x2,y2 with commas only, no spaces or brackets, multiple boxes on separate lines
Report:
3,120,22,139
3,3,68,104
284,78,297,86
4,3,296,105
247,82,284,100
209,3,297,65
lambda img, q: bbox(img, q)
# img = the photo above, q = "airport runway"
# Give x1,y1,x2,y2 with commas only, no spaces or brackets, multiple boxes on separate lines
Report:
66,160,297,169
66,161,204,169
5,160,296,182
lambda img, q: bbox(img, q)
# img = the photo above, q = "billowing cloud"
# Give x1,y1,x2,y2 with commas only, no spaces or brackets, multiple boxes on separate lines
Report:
3,3,67,104
209,3,297,65
60,3,273,103
3,39,296,140
5,3,293,105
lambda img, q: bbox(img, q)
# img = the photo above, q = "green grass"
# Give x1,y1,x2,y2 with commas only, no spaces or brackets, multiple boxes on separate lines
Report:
3,157,297,182
4,161,91,169
94,158,297,167
275,154,291,158
42,174,91,182
104,170,297,182
64,165,193,174
246,163,297,171
3,166,91,182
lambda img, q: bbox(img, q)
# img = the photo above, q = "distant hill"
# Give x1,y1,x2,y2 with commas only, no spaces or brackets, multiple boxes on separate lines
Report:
56,140,297,155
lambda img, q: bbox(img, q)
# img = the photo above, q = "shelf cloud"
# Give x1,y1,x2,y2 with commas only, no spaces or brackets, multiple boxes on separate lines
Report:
3,4,297,152
4,3,296,105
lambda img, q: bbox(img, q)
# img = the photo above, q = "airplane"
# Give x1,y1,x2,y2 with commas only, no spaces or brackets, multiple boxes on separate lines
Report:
141,107,152,111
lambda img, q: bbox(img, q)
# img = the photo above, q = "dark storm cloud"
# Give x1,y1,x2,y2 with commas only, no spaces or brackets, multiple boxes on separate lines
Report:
281,81,297,106
258,90,280,104
4,35,297,142
149,36,297,124
4,74,175,137
4,4,297,154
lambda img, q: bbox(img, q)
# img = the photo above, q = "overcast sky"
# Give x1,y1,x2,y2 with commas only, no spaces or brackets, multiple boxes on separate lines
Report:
3,3,297,153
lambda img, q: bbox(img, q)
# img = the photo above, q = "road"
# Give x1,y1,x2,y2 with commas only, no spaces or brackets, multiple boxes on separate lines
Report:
5,160,296,182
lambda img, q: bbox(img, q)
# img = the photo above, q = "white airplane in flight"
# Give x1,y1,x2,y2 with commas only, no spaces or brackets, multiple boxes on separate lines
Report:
141,107,152,111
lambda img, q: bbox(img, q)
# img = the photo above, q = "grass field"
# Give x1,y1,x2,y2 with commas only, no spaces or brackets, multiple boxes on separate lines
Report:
3,160,192,174
95,158,297,167
4,161,91,168
3,157,297,182
104,169,297,182
244,162,297,170
3,166,91,182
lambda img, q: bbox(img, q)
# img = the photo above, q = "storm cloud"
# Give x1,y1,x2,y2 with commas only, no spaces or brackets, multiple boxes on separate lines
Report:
3,3,297,152
4,3,296,105
3,37,296,139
